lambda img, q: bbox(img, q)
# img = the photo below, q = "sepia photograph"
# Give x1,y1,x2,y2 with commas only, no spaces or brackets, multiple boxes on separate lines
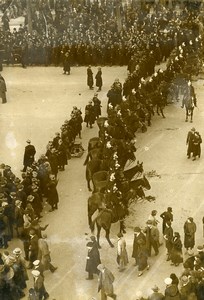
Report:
0,0,204,299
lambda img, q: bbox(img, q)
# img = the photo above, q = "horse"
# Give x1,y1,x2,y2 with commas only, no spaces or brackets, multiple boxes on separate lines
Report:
92,202,128,248
83,148,103,165
87,137,102,152
181,83,197,123
85,159,109,191
118,175,151,199
123,161,143,180
87,192,106,230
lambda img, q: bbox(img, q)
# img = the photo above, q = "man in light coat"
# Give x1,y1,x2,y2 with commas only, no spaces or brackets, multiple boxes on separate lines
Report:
97,264,117,300
38,233,57,273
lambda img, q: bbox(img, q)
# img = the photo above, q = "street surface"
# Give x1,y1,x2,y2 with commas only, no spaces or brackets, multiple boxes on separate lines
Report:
0,65,204,299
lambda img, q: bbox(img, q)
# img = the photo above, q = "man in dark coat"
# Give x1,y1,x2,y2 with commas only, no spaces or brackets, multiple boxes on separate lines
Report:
132,226,146,266
144,220,159,257
28,229,39,269
160,207,173,234
23,140,36,172
87,65,94,89
164,221,173,261
85,241,101,280
186,128,196,159
84,100,95,128
95,67,103,91
63,51,71,75
148,285,164,300
192,131,202,161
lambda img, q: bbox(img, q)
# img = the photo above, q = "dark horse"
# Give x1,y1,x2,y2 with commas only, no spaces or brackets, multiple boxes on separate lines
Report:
181,82,197,123
89,176,151,247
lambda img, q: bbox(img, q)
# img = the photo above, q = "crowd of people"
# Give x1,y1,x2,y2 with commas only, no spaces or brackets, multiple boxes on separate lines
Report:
0,0,203,68
85,208,204,300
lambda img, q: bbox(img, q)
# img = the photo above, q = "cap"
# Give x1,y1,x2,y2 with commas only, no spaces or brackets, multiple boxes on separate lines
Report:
181,275,189,284
31,270,40,277
146,220,153,225
90,236,96,242
164,277,172,285
15,200,22,206
117,232,123,238
26,139,31,144
134,227,141,232
197,246,204,252
13,248,22,255
191,127,195,132
27,195,34,202
33,260,40,266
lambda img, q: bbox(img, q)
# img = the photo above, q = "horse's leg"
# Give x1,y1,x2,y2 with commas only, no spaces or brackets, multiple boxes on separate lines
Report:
190,109,193,123
185,108,188,122
105,228,114,248
119,220,126,234
96,222,102,249
86,169,92,191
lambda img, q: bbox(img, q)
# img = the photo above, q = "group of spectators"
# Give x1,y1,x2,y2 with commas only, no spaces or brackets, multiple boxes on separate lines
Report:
0,0,203,67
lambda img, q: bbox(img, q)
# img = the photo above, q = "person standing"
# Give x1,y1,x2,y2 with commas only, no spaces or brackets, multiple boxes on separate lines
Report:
170,232,183,266
92,93,102,119
87,65,94,90
63,51,71,75
160,207,173,234
116,232,128,272
186,128,196,159
22,140,36,172
95,67,103,91
38,233,57,273
132,227,146,267
144,220,159,257
184,217,197,253
31,270,49,300
0,75,7,104
97,264,117,300
28,229,39,269
84,100,95,128
163,221,173,261
85,241,101,280
192,131,202,161
47,174,59,212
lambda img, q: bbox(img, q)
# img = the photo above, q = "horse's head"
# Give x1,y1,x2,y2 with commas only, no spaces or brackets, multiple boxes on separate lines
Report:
142,175,151,190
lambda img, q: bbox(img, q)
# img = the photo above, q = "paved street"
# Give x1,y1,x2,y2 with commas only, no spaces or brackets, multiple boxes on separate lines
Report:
0,65,204,299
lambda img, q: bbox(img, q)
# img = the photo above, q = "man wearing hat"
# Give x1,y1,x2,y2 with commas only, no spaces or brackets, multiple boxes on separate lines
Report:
38,234,57,273
22,140,36,172
132,227,146,266
164,221,173,261
186,128,196,159
148,285,164,300
14,200,24,238
164,277,180,299
197,245,204,267
87,65,94,90
160,207,173,234
31,269,49,299
85,240,101,280
33,259,44,276
84,100,95,128
97,264,117,300
144,220,159,257
28,229,39,269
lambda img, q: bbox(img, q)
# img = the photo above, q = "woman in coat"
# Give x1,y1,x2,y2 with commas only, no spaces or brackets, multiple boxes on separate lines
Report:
57,139,67,171
95,67,103,91
116,232,128,271
184,217,196,252
170,232,183,266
